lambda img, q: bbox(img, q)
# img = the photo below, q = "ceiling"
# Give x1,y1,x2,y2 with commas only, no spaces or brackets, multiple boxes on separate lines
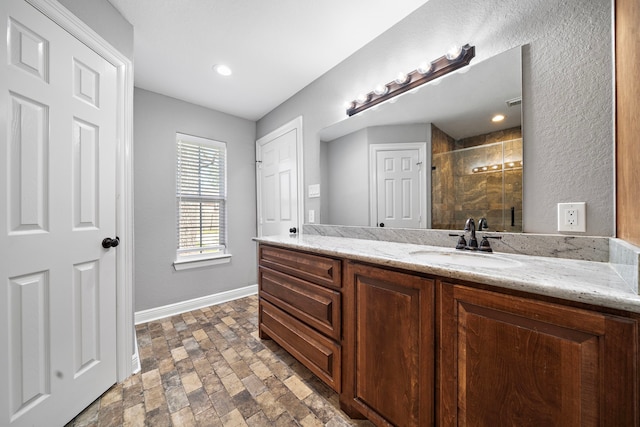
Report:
107,0,430,121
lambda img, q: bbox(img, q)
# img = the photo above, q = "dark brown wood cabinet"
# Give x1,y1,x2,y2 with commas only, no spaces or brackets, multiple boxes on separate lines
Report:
439,282,639,427
257,243,640,426
341,261,435,427
258,244,342,391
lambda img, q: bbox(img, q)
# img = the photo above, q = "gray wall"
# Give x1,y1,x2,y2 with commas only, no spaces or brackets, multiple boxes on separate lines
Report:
134,88,257,311
324,129,369,226
58,0,133,60
324,124,430,226
257,0,614,236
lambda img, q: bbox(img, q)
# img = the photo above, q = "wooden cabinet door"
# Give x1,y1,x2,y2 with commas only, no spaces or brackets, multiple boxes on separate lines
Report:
342,262,435,427
439,282,639,427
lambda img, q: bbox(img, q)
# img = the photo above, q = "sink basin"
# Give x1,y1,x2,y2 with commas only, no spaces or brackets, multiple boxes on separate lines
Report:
408,250,521,269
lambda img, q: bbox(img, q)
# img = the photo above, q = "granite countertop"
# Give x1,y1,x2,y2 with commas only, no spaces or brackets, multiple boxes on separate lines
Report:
255,234,640,314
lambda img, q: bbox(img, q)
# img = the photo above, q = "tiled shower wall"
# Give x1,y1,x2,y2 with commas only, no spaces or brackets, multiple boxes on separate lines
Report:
432,125,523,231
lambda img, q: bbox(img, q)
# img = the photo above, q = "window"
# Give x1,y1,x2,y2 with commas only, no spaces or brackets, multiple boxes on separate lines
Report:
175,133,229,267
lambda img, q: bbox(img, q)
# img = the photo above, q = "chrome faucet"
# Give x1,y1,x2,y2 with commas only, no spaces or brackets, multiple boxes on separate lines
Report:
464,218,478,249
478,217,489,231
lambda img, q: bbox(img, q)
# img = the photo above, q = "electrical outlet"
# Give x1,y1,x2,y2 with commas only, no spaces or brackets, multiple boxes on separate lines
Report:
308,210,315,223
557,202,586,232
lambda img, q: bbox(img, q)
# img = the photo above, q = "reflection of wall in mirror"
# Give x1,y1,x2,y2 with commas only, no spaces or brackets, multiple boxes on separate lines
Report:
323,128,369,226
322,124,430,226
431,124,522,232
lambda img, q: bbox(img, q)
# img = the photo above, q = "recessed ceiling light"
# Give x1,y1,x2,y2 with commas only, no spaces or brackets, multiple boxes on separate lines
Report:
213,64,232,76
491,114,505,122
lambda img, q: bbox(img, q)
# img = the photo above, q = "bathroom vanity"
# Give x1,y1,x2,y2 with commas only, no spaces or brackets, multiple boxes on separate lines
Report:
256,234,640,427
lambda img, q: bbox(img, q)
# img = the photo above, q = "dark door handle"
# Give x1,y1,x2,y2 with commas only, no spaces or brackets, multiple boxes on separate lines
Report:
379,223,385,227
289,227,297,234
102,237,120,248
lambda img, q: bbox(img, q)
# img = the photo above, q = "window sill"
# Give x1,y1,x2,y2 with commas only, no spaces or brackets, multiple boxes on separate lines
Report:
173,254,232,271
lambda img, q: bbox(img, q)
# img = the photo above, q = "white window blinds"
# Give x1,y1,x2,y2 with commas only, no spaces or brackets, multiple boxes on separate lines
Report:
176,133,227,258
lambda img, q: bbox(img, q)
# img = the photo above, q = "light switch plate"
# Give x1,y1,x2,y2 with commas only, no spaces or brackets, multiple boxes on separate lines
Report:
308,210,315,223
308,184,320,198
557,202,586,232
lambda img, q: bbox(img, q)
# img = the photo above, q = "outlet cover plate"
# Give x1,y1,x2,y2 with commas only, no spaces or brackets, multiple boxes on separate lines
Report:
557,202,586,232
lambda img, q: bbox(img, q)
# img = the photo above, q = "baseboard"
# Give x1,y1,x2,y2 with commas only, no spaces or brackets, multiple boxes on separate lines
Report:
134,284,258,325
131,351,141,374
131,327,141,374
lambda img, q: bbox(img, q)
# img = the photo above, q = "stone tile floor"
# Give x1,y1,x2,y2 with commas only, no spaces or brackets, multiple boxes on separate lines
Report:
65,295,373,426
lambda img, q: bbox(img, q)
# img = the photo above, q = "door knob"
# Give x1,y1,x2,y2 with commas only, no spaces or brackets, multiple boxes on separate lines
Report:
102,237,120,248
289,227,297,234
379,223,385,227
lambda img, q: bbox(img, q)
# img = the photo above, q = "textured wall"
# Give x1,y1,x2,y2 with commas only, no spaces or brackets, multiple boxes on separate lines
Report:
257,0,614,236
58,0,133,59
134,89,257,311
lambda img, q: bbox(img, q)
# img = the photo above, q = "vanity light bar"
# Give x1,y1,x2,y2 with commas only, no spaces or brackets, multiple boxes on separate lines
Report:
472,160,523,174
346,44,476,117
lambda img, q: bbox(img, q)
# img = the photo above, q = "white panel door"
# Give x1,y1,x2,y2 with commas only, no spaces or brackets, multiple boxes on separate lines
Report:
257,118,302,237
375,149,422,228
0,1,118,426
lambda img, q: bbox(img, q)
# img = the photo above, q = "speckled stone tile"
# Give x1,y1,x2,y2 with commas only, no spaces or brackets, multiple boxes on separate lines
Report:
65,295,372,427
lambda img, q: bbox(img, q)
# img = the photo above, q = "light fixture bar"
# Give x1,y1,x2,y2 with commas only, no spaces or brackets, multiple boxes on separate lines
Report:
472,160,522,174
346,44,476,117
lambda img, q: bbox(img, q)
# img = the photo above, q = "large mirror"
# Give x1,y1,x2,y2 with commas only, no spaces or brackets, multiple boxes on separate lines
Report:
319,46,523,232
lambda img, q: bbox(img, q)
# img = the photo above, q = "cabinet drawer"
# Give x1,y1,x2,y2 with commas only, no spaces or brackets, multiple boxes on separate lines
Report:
260,299,341,392
260,267,341,340
259,245,341,289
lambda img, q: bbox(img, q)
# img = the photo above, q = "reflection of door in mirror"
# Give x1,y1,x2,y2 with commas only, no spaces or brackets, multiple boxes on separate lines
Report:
370,143,428,228
431,124,522,232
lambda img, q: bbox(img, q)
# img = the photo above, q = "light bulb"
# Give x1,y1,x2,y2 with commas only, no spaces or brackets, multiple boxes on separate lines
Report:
374,84,389,96
445,45,463,60
356,93,370,104
417,62,433,74
394,72,410,85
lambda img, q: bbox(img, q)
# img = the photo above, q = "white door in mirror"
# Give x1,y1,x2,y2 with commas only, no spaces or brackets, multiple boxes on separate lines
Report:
375,148,422,228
